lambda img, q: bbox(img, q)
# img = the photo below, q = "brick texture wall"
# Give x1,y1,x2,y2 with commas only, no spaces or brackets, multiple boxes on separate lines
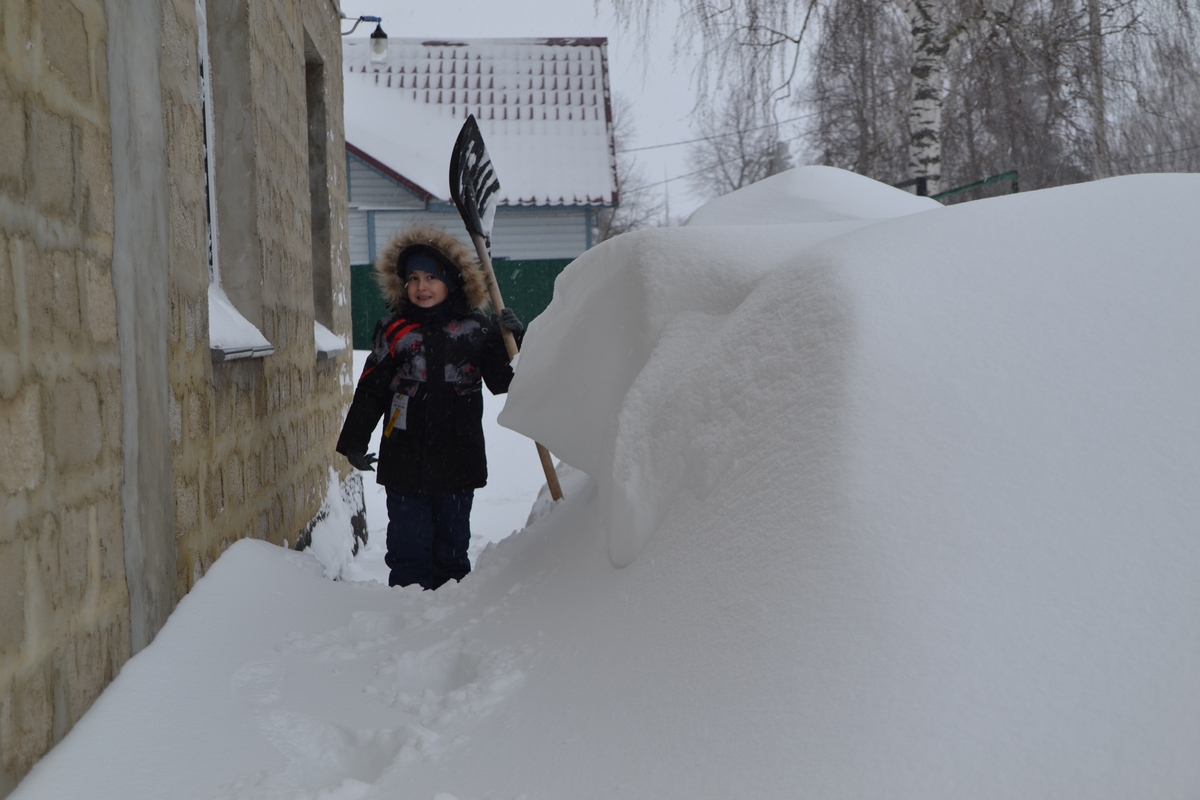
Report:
0,1,130,792
165,0,353,595
0,0,353,791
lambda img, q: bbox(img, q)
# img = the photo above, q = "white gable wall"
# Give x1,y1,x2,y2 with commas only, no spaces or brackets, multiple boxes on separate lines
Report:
349,210,370,264
348,149,594,264
493,208,591,259
354,207,592,265
347,152,428,210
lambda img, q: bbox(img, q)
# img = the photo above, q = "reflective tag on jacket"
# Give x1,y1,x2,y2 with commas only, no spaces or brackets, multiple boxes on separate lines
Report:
383,394,409,437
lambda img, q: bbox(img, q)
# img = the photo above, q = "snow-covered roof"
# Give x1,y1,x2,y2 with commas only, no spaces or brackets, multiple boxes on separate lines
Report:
343,38,618,207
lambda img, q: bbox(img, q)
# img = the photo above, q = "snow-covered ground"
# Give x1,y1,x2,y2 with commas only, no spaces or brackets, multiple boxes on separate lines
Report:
12,167,1200,799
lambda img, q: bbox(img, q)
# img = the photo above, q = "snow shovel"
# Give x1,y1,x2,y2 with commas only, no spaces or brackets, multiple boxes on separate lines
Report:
450,115,564,502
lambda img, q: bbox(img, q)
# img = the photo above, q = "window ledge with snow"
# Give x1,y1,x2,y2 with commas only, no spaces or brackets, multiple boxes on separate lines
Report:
314,320,346,360
208,284,275,362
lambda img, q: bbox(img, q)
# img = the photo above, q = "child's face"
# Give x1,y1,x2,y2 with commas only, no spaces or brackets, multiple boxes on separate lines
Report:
406,269,449,308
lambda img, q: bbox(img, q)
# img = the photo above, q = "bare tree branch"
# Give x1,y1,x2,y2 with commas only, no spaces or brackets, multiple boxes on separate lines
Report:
594,95,666,242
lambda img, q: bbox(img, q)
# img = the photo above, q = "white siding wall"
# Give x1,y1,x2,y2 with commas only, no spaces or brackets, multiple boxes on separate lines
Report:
366,211,474,260
345,149,598,264
347,153,427,210
492,209,590,260
348,209,370,264
360,208,592,262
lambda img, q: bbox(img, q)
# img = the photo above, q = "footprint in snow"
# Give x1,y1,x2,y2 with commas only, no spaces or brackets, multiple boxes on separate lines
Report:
365,639,525,728
230,660,284,708
216,711,433,796
257,711,405,789
276,609,435,661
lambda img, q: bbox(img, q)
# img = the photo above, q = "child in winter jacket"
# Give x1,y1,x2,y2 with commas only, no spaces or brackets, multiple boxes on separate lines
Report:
336,224,524,590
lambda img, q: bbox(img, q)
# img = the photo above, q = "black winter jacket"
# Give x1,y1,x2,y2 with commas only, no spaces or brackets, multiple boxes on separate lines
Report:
336,223,518,495
336,304,516,494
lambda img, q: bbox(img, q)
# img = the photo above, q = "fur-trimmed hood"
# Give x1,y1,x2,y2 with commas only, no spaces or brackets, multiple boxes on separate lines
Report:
374,223,491,312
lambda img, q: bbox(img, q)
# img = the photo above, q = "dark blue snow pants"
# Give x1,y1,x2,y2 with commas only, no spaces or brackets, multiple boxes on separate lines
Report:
385,489,474,590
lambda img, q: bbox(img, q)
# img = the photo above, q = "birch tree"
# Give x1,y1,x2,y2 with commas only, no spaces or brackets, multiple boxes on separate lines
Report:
900,0,951,193
611,0,1200,197
611,0,963,191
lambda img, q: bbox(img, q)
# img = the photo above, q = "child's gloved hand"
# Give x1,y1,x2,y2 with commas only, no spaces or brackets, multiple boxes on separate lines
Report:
346,451,377,472
498,308,524,335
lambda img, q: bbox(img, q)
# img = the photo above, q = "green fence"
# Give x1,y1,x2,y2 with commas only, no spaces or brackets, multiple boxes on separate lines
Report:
350,258,573,351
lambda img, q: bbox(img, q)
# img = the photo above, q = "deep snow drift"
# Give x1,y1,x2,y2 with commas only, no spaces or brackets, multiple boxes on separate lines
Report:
14,167,1200,799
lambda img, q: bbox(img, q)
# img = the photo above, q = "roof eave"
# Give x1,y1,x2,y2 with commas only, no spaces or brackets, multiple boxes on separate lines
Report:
345,142,439,202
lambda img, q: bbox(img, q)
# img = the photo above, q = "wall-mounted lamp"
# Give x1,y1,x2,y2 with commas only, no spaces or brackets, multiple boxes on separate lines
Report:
369,22,388,65
340,13,389,64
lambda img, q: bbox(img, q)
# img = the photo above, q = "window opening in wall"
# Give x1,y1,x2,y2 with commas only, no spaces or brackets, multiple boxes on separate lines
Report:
197,0,274,361
197,0,219,284
305,30,344,360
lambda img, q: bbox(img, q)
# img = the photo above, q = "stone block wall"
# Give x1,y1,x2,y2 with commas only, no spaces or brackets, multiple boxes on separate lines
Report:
159,0,222,593
0,1,130,792
0,0,353,791
166,0,354,595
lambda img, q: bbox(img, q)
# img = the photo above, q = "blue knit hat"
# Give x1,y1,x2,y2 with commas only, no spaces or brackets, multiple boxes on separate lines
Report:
402,247,462,293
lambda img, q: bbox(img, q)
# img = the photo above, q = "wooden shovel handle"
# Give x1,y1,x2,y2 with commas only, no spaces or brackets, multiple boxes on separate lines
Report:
469,234,564,502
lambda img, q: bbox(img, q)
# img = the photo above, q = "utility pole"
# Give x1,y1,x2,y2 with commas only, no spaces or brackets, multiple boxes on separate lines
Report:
1088,0,1110,179
663,166,671,227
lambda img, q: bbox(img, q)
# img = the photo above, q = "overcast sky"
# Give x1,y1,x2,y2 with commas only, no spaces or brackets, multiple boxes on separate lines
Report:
336,0,712,219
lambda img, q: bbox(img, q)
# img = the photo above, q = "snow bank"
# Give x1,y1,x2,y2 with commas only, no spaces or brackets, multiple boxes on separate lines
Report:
500,168,1200,795
15,168,1200,799
682,163,941,226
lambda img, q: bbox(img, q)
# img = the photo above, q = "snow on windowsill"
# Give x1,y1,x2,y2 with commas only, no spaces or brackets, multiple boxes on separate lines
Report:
208,284,274,362
314,320,346,360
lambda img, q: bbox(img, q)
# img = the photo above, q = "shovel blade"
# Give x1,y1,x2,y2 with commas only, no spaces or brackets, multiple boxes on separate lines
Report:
449,114,500,242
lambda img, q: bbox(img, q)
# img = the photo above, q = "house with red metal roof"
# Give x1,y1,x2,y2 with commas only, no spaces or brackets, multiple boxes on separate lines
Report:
342,37,619,345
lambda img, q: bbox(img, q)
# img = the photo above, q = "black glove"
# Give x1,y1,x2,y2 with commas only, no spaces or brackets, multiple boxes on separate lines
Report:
345,451,377,472
498,308,524,335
